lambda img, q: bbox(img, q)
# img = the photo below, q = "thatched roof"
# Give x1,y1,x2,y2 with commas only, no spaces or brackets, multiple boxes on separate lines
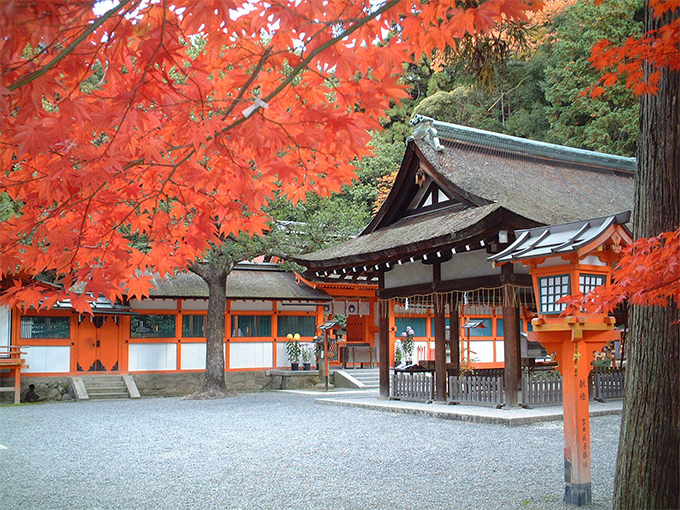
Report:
417,138,633,226
296,120,634,276
148,264,331,301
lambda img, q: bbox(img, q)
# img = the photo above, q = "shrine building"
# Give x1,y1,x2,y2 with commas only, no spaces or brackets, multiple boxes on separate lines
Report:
294,116,635,405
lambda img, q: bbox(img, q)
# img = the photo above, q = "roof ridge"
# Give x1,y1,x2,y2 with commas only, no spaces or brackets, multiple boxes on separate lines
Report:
410,115,636,173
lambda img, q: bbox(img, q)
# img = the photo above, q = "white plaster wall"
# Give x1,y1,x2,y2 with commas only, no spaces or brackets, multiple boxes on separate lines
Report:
441,250,501,280
580,255,607,267
182,299,209,311
278,301,317,312
385,260,432,289
229,342,273,369
536,256,571,268
276,342,288,367
23,346,71,373
181,343,206,370
230,300,273,311
0,306,11,346
130,299,178,310
469,340,495,363
129,343,177,371
495,341,505,362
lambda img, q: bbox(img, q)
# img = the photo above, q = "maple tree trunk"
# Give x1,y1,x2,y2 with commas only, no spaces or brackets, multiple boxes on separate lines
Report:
612,4,680,508
190,259,232,394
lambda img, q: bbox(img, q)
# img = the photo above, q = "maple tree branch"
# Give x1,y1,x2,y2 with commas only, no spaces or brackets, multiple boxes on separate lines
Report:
221,47,273,120
261,0,404,105
206,0,404,143
8,0,135,91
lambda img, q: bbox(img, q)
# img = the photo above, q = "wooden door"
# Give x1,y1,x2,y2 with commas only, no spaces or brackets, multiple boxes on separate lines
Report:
345,315,366,343
76,317,120,372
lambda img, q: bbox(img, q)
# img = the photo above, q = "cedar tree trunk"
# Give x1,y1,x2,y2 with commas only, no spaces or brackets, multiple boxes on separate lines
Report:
190,258,233,394
612,4,680,508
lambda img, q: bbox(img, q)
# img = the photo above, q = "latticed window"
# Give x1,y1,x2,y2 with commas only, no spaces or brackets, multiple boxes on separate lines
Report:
232,315,271,337
278,315,316,337
131,314,176,338
20,316,70,339
182,315,205,337
579,274,606,295
538,274,571,314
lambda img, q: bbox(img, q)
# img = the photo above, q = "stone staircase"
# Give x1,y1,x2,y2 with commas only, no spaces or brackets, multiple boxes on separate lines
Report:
70,375,140,401
333,368,380,389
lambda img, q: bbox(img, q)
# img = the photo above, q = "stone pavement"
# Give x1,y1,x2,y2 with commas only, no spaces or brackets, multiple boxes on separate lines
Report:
284,388,623,426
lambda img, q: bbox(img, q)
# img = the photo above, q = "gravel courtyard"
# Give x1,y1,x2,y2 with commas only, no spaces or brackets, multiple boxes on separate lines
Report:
0,392,620,510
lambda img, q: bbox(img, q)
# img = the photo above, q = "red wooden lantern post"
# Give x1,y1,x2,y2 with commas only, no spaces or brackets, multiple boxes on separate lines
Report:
490,212,631,506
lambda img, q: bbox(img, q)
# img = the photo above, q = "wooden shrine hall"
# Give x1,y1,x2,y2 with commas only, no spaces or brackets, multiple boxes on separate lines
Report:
295,116,635,406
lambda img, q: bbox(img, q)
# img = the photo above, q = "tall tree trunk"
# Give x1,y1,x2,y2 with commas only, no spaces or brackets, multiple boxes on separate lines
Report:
190,258,233,394
613,4,680,508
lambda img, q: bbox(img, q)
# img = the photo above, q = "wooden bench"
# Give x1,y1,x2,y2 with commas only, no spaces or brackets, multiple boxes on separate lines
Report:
0,346,28,404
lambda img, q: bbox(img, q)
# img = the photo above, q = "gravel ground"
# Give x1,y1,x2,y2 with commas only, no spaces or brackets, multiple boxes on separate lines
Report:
0,392,620,510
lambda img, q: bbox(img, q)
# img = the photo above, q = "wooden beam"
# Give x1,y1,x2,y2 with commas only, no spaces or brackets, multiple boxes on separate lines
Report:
377,273,532,300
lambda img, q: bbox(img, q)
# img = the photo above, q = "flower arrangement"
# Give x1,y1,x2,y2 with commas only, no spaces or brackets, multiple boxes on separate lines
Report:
400,326,415,365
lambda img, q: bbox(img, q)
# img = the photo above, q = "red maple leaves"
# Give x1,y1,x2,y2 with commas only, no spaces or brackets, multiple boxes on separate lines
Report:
563,229,680,315
587,0,680,97
1,0,539,309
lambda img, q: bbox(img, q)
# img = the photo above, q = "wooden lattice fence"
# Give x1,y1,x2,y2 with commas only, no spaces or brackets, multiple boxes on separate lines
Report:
522,368,563,405
448,374,504,406
590,367,625,401
390,369,435,402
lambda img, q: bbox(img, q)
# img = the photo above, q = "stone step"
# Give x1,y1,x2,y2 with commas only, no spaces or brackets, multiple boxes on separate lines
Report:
87,391,130,400
333,369,381,389
72,375,140,401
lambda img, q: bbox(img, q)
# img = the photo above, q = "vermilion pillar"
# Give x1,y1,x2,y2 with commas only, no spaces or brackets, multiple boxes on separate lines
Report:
530,317,619,506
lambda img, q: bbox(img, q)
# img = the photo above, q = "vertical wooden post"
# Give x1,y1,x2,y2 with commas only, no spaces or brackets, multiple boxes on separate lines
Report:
433,263,447,401
378,273,390,398
434,294,447,401
448,295,460,372
532,324,617,506
379,302,390,398
502,264,520,407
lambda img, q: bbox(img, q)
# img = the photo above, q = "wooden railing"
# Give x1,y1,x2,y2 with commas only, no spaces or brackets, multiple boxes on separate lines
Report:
449,373,504,406
390,367,435,402
521,368,563,406
0,346,27,404
590,367,625,401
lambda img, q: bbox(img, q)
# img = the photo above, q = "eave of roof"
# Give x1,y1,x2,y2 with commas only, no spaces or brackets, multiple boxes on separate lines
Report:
295,204,536,271
148,266,331,301
489,211,632,264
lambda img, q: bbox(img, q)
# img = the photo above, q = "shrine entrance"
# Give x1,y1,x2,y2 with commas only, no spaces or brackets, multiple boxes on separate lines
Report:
76,316,121,373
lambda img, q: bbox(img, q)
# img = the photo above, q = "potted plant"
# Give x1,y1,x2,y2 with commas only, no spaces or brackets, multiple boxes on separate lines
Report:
301,344,314,370
286,333,301,370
